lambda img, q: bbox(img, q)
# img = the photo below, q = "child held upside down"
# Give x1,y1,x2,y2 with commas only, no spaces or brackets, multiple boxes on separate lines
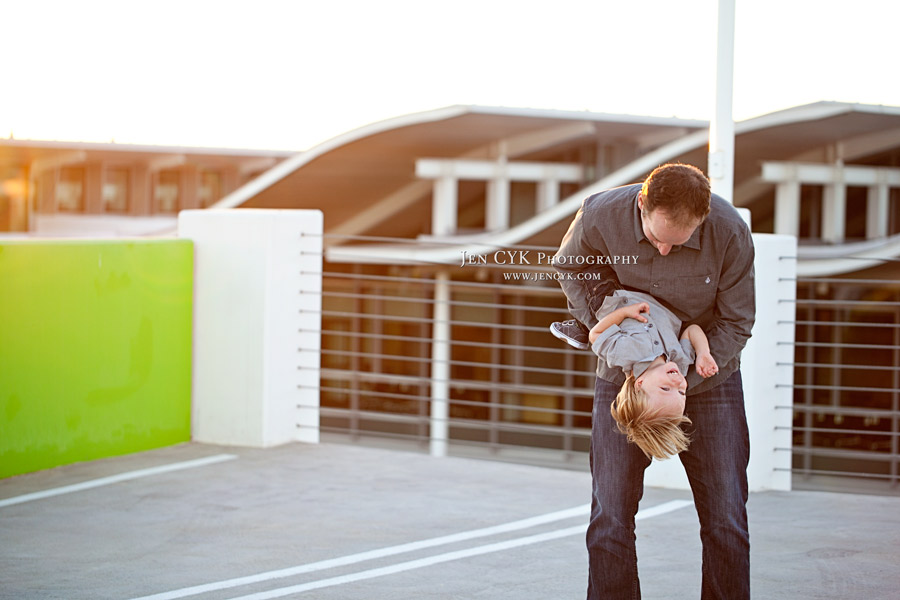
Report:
586,289,719,460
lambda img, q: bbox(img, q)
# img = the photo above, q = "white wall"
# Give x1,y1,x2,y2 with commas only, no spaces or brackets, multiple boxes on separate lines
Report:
178,209,322,447
644,233,797,492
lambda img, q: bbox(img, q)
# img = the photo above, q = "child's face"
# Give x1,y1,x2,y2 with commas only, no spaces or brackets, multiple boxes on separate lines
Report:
635,359,687,417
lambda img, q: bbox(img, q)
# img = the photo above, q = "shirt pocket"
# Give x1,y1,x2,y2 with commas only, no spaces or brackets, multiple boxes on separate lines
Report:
671,273,718,318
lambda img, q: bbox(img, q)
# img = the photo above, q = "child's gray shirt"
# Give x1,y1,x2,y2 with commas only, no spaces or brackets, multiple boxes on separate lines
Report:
590,289,696,383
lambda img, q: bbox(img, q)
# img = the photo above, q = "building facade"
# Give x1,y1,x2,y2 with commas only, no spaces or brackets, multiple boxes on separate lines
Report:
0,138,291,236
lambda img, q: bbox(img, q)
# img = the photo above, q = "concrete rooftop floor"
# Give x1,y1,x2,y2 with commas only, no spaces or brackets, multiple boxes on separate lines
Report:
1,441,899,599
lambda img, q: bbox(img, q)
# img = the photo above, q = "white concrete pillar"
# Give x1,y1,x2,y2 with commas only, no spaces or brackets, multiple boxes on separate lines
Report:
432,176,457,236
430,270,450,457
822,183,846,243
866,184,890,239
536,180,559,213
774,180,801,236
178,209,323,447
486,177,510,231
644,233,796,492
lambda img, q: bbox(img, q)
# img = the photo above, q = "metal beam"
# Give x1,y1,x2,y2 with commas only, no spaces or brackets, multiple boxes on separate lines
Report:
762,161,900,186
416,158,583,182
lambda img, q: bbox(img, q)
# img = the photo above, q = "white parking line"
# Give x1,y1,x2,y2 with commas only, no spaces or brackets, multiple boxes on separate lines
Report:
131,503,590,600
0,454,237,508
131,499,693,600
224,499,694,600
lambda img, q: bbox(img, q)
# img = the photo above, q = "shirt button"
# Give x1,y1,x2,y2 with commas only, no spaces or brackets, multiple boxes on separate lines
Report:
654,341,659,345
652,282,659,288
648,324,653,328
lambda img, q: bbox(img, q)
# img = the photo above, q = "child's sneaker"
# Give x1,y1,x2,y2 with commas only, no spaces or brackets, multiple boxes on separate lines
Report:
549,319,590,350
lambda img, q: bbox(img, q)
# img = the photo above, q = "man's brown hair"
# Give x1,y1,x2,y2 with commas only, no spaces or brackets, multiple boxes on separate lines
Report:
612,374,692,460
640,163,711,228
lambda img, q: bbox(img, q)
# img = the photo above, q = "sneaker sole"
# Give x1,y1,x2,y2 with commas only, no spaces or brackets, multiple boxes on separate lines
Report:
549,324,590,351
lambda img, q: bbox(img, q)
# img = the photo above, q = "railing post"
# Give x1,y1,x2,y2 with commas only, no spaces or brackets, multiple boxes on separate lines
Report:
430,270,450,457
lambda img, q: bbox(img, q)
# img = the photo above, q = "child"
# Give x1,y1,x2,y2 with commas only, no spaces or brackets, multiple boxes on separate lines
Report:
587,289,718,459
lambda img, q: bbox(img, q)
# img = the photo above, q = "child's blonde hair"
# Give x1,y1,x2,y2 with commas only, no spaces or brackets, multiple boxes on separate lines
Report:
611,374,692,460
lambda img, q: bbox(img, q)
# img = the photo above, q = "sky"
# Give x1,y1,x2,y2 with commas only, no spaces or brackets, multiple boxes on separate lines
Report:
2,0,897,152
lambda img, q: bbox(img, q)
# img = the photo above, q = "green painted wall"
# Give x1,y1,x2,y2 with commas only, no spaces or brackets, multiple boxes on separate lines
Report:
0,240,193,478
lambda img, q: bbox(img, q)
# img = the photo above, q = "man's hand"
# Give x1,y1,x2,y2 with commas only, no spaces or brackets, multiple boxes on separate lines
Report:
695,351,719,378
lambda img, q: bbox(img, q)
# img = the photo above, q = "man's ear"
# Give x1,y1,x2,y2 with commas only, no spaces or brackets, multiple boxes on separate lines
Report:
637,191,644,211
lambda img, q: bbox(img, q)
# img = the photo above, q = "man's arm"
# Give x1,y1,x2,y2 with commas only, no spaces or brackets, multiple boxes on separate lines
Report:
553,203,610,327
687,226,755,389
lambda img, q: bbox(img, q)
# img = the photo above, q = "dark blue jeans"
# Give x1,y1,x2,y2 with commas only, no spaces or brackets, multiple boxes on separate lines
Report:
586,370,750,599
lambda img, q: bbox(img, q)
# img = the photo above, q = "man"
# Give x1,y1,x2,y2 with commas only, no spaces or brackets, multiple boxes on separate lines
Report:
553,163,755,599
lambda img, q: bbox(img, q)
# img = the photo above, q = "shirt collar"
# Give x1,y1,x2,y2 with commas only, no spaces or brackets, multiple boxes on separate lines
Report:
632,192,702,252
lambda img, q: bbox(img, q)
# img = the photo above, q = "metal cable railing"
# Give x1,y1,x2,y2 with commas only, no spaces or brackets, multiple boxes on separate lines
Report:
301,235,900,490
777,272,900,493
309,233,597,466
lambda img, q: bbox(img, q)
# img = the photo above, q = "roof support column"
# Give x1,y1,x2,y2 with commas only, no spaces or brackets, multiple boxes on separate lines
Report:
431,176,457,236
822,180,846,243
866,184,889,239
536,179,559,213
774,180,800,237
486,176,509,231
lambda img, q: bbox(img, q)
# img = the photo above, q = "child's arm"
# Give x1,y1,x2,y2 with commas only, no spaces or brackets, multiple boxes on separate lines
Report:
681,324,719,378
588,302,649,343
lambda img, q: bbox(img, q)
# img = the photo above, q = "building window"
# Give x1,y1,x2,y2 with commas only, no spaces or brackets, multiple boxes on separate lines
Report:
58,167,85,212
103,168,129,212
198,170,221,208
155,170,180,213
0,166,27,231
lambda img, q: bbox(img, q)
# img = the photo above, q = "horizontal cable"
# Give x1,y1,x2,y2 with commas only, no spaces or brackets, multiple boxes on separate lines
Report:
315,427,590,459
780,320,900,329
313,251,562,271
779,362,900,372
784,446,897,461
778,384,900,394
776,405,900,417
783,298,900,307
314,385,592,418
314,369,595,397
311,329,588,357
317,289,566,314
778,425,898,437
321,271,562,295
320,232,560,253
315,348,595,379
787,277,900,285
314,309,565,332
774,468,898,481
319,407,591,437
778,341,900,350
779,255,900,264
